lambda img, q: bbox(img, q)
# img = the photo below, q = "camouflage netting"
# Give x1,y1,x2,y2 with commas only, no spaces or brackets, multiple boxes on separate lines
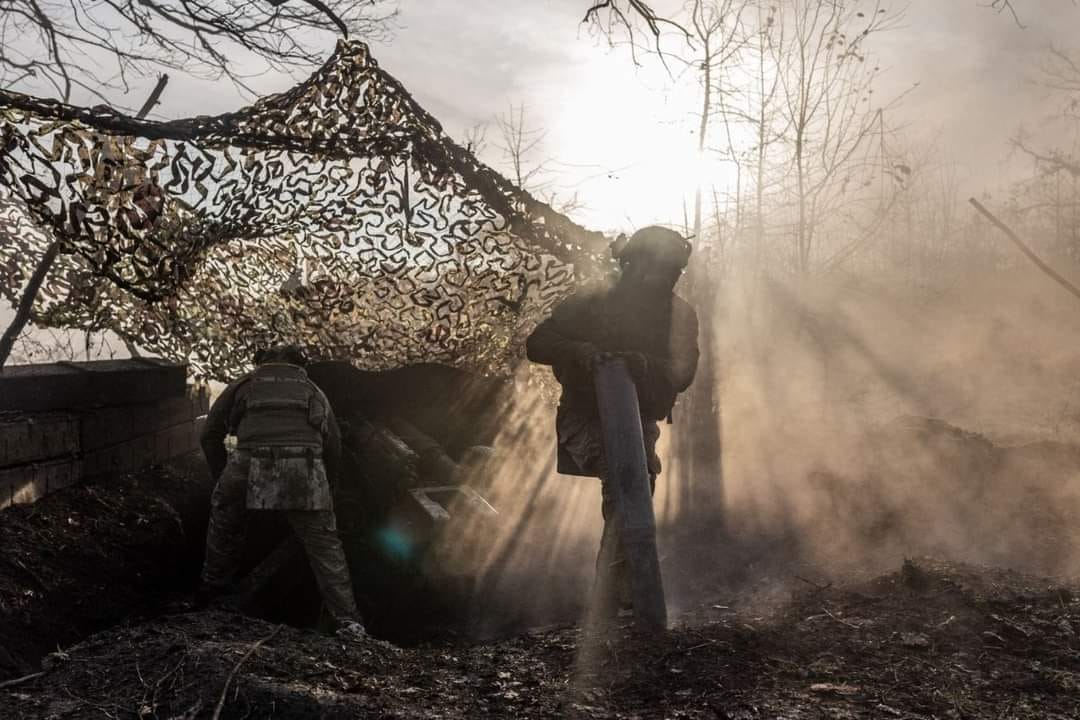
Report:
0,40,608,380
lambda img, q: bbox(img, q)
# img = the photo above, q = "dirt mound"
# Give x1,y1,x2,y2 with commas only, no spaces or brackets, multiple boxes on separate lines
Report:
4,558,1077,719
0,454,212,680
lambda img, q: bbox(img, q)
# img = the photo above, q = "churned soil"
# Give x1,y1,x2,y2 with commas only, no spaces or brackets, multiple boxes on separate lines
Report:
4,426,1080,719
2,557,1078,719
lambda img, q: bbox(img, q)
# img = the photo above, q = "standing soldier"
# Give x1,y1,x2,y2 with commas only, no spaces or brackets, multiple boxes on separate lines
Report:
199,345,367,638
526,226,699,620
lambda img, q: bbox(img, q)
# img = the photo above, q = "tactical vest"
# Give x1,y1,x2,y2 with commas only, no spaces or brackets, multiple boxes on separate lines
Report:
230,364,328,450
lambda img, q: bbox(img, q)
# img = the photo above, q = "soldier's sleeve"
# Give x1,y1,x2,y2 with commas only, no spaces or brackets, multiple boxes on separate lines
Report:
638,301,700,420
201,380,240,481
526,294,598,383
318,391,343,472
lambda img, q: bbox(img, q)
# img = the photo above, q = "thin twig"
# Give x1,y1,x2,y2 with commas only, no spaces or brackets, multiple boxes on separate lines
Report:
795,575,833,592
212,625,283,720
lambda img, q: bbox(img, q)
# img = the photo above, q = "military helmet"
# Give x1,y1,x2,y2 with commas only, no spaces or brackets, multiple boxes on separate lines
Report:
611,226,692,269
257,344,309,367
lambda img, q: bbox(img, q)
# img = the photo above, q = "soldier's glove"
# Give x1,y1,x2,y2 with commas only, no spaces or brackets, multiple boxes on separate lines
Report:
573,342,603,374
593,351,648,383
616,351,649,384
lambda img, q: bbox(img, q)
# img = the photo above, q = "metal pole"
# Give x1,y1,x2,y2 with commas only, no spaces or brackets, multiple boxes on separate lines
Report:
593,356,667,632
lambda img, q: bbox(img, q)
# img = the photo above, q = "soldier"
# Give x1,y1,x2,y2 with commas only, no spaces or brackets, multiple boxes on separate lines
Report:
526,226,699,619
199,344,366,638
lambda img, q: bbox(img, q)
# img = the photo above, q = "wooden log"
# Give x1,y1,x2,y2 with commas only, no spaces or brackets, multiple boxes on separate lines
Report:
593,357,667,632
0,358,186,412
0,412,79,468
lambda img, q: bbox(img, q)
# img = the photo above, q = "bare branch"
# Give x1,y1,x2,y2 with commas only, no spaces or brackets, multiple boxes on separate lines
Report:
0,0,398,101
982,0,1026,28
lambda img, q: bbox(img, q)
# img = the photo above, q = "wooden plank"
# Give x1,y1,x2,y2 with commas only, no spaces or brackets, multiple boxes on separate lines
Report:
0,458,82,510
0,358,187,412
0,413,79,468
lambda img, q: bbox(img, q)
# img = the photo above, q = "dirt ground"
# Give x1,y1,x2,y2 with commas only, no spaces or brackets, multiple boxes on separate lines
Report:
1,556,1077,719
2,422,1080,719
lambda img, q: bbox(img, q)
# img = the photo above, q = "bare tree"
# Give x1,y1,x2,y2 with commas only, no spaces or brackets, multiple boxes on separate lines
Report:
496,104,550,190
764,0,903,272
494,103,584,217
712,1,788,258
0,0,398,105
981,0,1079,28
583,0,691,60
1013,45,1080,178
680,0,749,242
463,121,489,156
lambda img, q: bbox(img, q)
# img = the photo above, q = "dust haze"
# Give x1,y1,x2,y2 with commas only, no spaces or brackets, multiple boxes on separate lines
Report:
447,1,1080,623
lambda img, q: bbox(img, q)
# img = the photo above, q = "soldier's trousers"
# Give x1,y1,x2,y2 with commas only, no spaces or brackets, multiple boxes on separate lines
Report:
593,472,657,618
202,457,359,623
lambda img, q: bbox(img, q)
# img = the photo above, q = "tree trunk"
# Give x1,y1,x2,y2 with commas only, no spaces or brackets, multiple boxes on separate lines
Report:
0,241,62,370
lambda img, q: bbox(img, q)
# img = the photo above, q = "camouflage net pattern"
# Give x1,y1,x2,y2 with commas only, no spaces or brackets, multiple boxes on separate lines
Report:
0,41,607,380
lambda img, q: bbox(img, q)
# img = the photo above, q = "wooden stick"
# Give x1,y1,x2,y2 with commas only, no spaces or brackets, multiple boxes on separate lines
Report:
0,671,45,689
969,197,1080,304
211,625,283,720
135,75,169,120
822,608,860,630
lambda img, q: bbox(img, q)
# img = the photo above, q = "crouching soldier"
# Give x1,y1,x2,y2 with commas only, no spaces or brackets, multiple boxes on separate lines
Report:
526,226,699,620
199,345,367,638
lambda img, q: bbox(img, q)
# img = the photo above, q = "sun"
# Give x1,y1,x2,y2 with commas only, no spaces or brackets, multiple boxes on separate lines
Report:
539,50,741,233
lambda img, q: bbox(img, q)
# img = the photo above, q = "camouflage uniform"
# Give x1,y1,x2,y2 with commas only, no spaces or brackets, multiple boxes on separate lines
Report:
526,227,699,614
201,360,359,623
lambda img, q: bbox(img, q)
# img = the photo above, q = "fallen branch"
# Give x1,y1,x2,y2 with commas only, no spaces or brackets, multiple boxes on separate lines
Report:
822,608,860,630
212,625,283,720
0,671,45,689
969,198,1080,305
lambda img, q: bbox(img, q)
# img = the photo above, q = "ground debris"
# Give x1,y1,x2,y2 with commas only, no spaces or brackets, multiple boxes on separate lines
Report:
2,557,1076,718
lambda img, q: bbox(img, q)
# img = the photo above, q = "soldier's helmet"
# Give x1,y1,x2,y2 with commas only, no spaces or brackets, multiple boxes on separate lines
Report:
256,344,309,367
611,226,692,269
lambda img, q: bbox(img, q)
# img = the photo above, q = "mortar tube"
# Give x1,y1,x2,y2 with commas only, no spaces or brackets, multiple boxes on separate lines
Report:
593,357,667,632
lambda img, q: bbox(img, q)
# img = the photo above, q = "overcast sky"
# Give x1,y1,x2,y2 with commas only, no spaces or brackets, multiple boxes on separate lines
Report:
9,0,1080,231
